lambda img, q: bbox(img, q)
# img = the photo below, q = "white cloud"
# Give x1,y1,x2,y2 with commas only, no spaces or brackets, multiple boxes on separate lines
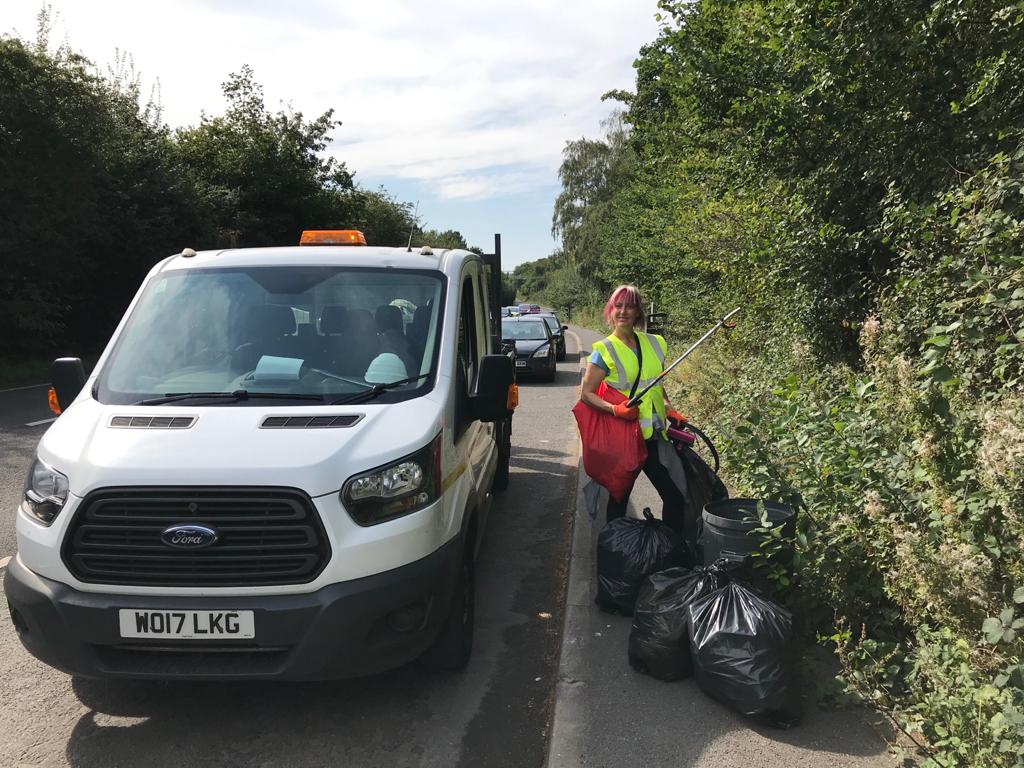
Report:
5,1,655,190
434,169,548,201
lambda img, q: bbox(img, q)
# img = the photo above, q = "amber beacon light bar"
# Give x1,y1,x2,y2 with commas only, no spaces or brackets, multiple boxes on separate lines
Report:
299,230,367,246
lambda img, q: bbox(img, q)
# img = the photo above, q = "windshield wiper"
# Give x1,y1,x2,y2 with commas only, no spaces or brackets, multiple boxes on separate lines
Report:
136,390,324,406
329,373,433,405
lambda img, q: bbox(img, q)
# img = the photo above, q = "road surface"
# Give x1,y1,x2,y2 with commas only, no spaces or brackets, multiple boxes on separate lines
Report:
0,336,586,768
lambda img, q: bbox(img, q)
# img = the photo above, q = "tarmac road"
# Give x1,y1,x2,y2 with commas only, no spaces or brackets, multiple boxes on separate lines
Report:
0,336,586,768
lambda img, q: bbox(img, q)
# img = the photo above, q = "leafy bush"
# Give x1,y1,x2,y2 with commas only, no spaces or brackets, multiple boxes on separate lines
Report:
559,2,1024,763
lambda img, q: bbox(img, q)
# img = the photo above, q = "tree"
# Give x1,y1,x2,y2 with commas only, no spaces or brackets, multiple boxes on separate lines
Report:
173,65,354,247
552,111,635,270
0,40,428,364
0,37,207,356
412,228,469,250
341,187,416,246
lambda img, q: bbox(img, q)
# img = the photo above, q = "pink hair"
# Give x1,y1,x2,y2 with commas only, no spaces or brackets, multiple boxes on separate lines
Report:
603,284,646,330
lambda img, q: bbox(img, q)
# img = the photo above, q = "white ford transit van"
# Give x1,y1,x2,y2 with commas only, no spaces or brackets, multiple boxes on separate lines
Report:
5,231,516,680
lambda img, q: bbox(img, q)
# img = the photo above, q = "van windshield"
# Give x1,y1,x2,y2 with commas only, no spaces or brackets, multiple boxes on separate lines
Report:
97,266,445,405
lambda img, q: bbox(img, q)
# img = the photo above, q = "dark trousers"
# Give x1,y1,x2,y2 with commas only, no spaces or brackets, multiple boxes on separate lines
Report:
606,437,688,536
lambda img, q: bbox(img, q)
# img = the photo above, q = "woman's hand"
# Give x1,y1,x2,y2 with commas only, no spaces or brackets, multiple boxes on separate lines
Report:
666,409,687,425
613,402,640,420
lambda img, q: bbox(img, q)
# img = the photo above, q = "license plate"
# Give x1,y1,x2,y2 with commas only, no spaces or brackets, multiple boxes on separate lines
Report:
118,609,255,639
515,360,527,367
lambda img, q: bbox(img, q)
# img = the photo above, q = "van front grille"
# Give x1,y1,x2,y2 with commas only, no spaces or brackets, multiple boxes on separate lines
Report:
62,488,330,587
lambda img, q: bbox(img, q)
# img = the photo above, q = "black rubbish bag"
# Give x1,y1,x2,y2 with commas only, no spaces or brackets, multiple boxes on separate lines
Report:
658,440,728,561
678,443,728,518
596,508,683,616
628,566,725,681
688,580,803,728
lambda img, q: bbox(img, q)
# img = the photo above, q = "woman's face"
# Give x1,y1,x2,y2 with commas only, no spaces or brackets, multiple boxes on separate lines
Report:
612,301,640,329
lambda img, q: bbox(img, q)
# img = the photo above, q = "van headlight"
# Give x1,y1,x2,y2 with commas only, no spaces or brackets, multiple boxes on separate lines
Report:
342,433,442,526
21,457,70,526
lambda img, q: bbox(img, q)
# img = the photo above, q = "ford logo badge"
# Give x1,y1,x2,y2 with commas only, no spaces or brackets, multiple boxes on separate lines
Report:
161,524,218,549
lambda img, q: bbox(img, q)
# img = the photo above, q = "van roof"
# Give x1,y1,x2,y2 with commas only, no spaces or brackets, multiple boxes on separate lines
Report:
159,245,472,274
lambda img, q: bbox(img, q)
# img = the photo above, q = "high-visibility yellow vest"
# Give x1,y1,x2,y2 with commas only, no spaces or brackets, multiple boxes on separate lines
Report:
593,332,668,440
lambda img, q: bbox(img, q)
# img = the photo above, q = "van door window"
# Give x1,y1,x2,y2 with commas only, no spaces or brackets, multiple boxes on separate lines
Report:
455,274,482,436
477,272,494,355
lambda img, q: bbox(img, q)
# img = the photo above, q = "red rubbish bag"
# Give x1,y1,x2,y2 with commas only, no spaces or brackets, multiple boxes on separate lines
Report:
572,381,647,502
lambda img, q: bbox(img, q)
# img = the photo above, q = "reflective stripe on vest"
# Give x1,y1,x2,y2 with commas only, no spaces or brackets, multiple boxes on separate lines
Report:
594,332,668,439
593,339,629,390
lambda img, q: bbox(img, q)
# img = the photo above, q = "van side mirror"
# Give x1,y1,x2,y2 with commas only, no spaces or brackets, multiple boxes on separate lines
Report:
473,354,514,422
52,357,86,411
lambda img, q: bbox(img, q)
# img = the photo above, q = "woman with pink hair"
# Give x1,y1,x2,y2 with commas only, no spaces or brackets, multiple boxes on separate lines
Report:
579,285,688,531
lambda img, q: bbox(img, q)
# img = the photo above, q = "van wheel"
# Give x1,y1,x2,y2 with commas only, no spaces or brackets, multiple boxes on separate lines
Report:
423,556,474,670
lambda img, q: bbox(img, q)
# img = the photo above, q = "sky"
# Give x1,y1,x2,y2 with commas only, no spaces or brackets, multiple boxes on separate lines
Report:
4,1,662,268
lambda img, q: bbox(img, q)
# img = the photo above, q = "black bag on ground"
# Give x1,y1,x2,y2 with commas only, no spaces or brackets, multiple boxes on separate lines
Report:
596,508,683,616
687,580,803,728
628,566,725,681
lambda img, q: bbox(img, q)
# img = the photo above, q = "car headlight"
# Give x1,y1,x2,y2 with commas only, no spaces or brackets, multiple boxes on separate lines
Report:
20,457,70,526
342,433,442,526
533,345,552,358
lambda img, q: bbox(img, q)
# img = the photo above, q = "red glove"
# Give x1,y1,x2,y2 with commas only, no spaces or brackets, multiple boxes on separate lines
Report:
666,409,687,425
613,402,640,420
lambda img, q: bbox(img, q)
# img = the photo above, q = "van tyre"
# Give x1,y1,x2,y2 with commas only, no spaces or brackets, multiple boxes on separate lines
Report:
423,556,474,670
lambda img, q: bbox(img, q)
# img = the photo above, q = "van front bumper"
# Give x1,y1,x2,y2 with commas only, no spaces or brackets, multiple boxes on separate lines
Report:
3,537,461,681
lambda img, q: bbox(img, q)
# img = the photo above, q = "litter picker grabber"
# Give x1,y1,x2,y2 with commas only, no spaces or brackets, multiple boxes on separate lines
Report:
626,307,741,409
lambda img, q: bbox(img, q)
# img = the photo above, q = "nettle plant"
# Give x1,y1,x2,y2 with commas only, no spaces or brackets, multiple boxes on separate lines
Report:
716,277,1024,764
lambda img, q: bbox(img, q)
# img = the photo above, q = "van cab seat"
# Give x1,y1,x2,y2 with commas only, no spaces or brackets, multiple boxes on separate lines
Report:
341,309,381,376
376,304,416,374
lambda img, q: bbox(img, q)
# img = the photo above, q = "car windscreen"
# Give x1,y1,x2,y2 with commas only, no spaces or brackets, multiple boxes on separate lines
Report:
540,316,560,331
501,320,549,341
97,266,445,405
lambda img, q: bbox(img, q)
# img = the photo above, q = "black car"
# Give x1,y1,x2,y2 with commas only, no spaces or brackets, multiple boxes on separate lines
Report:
537,313,567,361
501,317,557,382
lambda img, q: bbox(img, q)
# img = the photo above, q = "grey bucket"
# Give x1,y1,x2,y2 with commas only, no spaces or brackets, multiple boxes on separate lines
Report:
701,498,796,568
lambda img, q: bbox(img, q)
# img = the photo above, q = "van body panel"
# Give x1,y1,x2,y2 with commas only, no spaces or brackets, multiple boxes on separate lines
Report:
37,395,445,500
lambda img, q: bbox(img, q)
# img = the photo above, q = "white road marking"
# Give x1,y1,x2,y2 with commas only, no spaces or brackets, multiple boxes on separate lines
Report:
25,417,57,427
0,382,48,393
0,555,11,570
